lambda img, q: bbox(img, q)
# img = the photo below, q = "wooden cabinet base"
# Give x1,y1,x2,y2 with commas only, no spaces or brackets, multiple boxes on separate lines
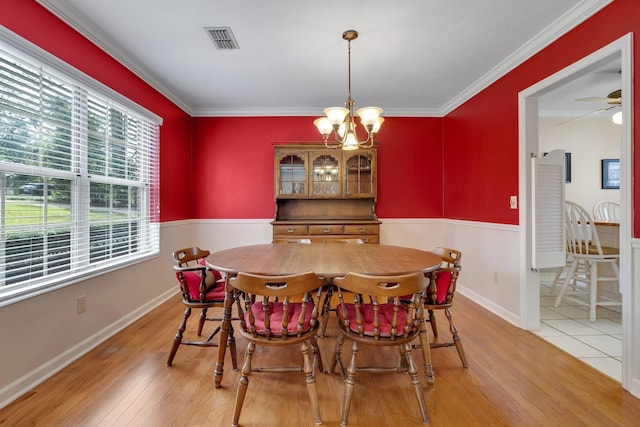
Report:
272,220,380,244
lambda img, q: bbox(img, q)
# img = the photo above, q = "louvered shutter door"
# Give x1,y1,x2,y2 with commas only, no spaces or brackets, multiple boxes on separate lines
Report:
532,149,566,269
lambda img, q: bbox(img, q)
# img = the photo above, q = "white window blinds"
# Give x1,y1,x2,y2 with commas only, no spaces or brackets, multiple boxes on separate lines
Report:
0,38,160,304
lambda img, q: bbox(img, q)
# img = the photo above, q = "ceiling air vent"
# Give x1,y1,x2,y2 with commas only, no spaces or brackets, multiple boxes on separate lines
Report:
205,27,240,50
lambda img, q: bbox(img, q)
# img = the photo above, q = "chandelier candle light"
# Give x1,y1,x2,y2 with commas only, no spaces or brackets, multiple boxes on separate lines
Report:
314,30,384,150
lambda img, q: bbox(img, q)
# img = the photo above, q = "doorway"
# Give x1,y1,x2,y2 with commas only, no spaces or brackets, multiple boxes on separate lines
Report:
518,34,634,390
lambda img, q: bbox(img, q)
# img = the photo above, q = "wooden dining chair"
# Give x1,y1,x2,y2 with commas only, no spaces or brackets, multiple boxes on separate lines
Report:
329,271,431,426
167,247,237,369
229,271,325,427
421,247,468,368
422,265,467,368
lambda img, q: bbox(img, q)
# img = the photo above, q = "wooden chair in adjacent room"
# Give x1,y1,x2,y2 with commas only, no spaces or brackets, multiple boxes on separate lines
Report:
422,247,468,368
229,271,325,427
593,200,620,223
555,201,620,322
329,271,431,426
167,247,237,370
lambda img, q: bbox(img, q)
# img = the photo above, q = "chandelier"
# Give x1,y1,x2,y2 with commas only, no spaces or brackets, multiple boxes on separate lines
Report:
313,30,384,150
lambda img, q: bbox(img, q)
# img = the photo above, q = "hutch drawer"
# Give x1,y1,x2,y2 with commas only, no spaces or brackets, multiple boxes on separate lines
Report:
308,224,344,235
272,225,309,236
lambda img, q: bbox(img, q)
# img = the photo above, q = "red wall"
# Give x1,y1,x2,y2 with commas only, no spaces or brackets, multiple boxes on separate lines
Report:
192,116,443,219
0,0,193,222
445,0,640,233
2,1,639,233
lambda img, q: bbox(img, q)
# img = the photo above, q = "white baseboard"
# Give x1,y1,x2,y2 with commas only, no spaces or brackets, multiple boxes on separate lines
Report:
0,288,177,410
457,283,520,327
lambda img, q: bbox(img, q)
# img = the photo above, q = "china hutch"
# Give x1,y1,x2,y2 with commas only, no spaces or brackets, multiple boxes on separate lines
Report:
272,143,381,243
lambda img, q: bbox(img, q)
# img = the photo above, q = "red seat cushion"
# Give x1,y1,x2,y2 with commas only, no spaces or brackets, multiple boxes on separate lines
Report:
246,301,315,335
337,303,410,337
176,262,224,301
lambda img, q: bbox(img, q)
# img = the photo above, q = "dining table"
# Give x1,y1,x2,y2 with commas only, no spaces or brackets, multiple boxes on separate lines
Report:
206,242,443,387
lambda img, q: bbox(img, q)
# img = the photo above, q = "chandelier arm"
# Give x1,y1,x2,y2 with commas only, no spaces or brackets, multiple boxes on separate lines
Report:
360,139,375,149
325,139,342,149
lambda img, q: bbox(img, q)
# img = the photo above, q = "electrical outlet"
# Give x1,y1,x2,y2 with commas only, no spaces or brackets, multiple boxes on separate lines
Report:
509,195,518,209
77,295,86,314
493,271,499,284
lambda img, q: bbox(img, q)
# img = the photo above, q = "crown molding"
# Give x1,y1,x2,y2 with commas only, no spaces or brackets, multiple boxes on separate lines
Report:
37,0,611,118
190,106,443,118
36,0,195,115
439,0,612,116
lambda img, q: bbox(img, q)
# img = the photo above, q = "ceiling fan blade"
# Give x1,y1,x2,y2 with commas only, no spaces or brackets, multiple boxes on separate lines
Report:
576,89,621,104
575,96,611,102
554,104,618,126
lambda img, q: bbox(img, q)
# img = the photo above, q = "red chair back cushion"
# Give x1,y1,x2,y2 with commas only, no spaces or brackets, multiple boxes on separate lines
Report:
338,303,410,337
435,270,453,304
176,261,224,301
246,301,315,335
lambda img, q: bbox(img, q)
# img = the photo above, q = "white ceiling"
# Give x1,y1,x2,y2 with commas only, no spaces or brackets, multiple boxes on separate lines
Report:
37,0,617,118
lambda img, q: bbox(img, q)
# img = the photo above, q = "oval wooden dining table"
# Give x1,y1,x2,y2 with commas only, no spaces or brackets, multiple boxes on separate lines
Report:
206,243,442,387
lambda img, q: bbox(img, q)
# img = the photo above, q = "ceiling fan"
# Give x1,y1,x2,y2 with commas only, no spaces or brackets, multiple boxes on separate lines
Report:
576,88,621,105
556,89,622,126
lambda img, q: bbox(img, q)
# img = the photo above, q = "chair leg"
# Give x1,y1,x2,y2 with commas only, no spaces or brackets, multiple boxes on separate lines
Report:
589,260,598,323
340,340,359,427
418,315,435,387
301,340,322,425
330,333,345,375
166,307,191,366
549,266,564,295
311,334,323,375
197,307,207,336
555,259,579,307
215,288,235,388
444,308,468,368
228,324,238,371
403,343,430,425
232,342,255,427
428,309,438,338
319,285,334,337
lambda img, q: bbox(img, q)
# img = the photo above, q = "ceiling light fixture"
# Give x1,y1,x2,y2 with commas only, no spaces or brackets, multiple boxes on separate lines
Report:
612,110,622,125
314,30,384,150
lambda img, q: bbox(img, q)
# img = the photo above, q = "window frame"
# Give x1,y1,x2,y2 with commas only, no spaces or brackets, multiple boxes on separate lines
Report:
0,26,162,307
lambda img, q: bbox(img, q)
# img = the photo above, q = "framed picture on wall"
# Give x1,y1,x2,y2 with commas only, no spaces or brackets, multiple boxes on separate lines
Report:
564,152,571,183
601,159,620,189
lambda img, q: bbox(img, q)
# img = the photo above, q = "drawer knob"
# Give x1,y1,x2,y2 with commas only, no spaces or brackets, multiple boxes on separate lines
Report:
322,228,331,233
287,228,296,233
357,227,366,233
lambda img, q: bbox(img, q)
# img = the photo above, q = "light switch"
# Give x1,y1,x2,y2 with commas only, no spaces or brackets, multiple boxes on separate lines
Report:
510,195,518,209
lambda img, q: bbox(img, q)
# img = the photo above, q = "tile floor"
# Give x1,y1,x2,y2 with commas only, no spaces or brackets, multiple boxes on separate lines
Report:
534,276,623,382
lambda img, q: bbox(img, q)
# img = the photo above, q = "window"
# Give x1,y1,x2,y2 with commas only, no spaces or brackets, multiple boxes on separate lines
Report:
0,33,160,304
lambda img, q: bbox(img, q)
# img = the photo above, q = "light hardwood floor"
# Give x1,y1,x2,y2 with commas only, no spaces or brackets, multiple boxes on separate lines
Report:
2,293,639,426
